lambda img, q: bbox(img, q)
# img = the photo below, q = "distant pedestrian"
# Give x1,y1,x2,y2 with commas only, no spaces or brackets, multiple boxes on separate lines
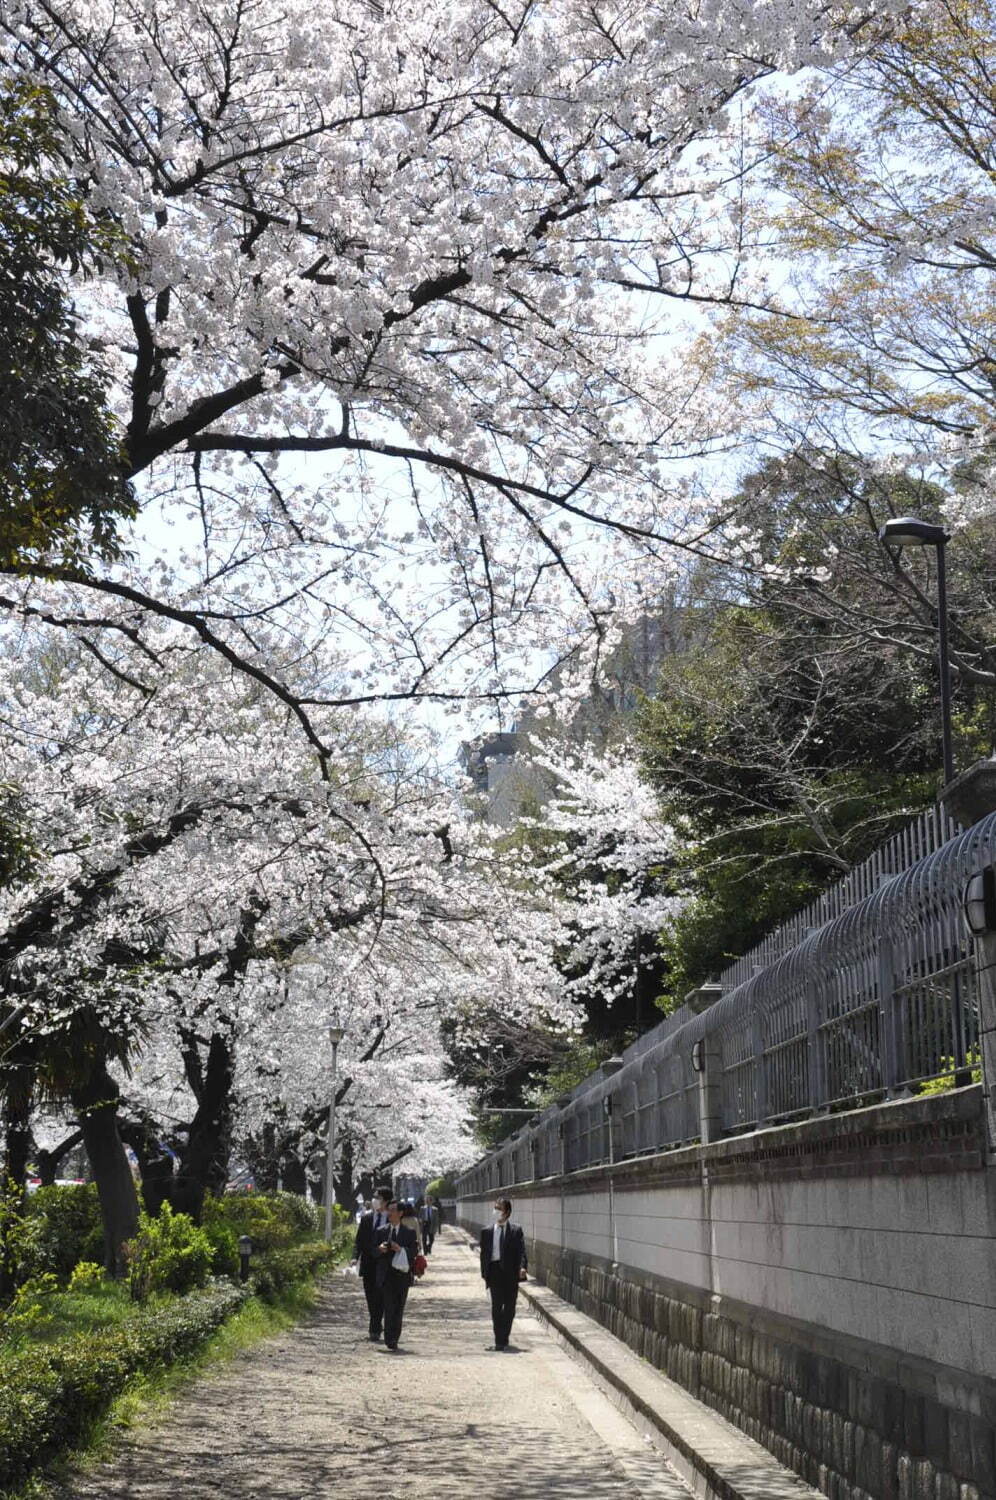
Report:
352,1185,392,1341
401,1199,424,1257
375,1199,419,1350
480,1197,527,1351
419,1196,436,1253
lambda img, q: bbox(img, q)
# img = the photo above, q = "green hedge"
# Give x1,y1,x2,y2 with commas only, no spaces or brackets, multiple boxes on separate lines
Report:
0,1280,249,1494
5,1185,104,1292
202,1191,321,1252
249,1240,341,1302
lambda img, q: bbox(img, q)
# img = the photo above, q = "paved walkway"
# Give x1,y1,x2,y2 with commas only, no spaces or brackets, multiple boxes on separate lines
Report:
65,1230,690,1500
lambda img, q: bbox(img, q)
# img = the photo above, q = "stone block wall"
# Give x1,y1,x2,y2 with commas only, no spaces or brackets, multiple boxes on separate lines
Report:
459,1088,996,1500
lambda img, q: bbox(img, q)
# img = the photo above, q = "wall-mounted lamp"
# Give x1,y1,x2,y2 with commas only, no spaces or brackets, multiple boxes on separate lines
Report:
602,1095,614,1119
690,1039,706,1074
964,866,996,936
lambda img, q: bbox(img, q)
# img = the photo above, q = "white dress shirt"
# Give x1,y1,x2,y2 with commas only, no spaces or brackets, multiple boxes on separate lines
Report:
491,1220,506,1261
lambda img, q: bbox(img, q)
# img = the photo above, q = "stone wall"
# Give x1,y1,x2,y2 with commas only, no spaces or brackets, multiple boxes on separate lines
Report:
459,1087,996,1500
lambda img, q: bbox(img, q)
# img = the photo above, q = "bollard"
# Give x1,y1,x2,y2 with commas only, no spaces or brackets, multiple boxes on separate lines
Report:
238,1234,253,1283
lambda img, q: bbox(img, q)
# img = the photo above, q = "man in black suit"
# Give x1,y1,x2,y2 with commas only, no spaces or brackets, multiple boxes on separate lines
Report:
480,1196,528,1351
352,1185,391,1340
375,1199,419,1350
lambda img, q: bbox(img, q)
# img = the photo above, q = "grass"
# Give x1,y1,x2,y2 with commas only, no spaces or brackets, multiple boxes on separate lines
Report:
2,1281,136,1349
10,1262,340,1500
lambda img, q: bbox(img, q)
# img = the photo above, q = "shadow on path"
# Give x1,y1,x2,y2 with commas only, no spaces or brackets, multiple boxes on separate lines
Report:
61,1232,649,1500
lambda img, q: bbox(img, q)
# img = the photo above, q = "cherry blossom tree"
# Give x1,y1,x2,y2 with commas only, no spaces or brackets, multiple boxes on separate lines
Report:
0,620,574,1263
0,0,900,740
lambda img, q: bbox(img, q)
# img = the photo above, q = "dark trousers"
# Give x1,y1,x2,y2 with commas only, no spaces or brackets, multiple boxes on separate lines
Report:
488,1274,519,1347
423,1227,434,1253
361,1267,384,1338
382,1270,411,1347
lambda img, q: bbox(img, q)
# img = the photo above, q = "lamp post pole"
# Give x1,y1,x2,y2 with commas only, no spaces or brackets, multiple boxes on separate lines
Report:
935,537,954,786
324,1020,345,1243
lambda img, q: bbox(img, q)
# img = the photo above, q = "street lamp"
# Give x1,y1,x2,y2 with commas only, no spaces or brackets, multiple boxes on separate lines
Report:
324,1014,345,1243
878,516,954,786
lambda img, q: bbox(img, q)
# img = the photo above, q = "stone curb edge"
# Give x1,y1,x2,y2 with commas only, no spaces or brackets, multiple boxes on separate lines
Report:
449,1228,822,1500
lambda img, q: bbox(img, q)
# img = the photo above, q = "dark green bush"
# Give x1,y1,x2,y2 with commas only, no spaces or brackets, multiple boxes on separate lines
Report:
202,1190,319,1252
17,1185,104,1285
124,1204,214,1302
0,1281,248,1493
249,1241,340,1302
201,1217,239,1278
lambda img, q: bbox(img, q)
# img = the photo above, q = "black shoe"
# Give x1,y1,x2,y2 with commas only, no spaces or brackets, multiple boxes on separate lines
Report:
385,1343,398,1351
368,1333,381,1342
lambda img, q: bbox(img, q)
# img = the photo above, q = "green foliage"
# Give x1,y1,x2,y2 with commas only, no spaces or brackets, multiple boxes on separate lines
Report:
0,1280,249,1493
0,77,135,570
0,1274,60,1341
917,1048,982,1095
524,1039,618,1109
201,1190,320,1252
124,1205,214,1303
636,456,985,1009
200,1218,240,1278
249,1239,343,1303
67,1261,104,1293
16,1185,104,1287
425,1175,456,1200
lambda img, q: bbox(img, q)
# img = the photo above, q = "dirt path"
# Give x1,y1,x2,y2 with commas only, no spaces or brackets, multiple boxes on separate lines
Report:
63,1229,690,1500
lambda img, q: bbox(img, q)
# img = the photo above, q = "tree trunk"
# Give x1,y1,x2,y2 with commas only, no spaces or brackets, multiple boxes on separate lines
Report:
2,1088,32,1193
35,1128,85,1187
182,1032,234,1218
0,1084,33,1300
245,1123,279,1192
281,1153,307,1196
71,1067,139,1277
337,1132,355,1211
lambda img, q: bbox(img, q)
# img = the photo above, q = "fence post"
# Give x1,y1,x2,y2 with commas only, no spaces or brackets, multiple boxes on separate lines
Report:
878,933,907,1095
977,936,996,1154
694,1035,723,1144
805,974,826,1112
752,993,768,1126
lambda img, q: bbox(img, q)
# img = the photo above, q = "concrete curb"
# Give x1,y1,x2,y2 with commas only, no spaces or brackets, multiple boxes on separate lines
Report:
451,1229,822,1500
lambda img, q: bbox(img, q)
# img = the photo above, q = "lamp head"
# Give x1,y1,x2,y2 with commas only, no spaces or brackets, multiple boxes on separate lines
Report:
328,1022,345,1045
878,516,950,548
964,866,996,936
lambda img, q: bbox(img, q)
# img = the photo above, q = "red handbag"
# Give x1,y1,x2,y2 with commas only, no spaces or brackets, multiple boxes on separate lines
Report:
413,1253,428,1278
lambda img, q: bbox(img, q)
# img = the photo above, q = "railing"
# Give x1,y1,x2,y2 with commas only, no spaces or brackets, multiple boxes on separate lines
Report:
715,804,960,993
456,809,992,1201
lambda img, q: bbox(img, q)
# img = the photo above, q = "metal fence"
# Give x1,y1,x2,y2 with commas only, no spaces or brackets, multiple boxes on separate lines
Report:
456,808,992,1200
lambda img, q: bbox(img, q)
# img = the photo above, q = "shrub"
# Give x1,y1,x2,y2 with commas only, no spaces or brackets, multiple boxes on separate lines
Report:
0,1281,249,1493
0,1274,60,1340
202,1190,319,1252
917,1046,982,1095
249,1241,340,1302
124,1204,214,1302
17,1184,104,1285
68,1261,104,1293
425,1175,456,1200
201,1218,239,1278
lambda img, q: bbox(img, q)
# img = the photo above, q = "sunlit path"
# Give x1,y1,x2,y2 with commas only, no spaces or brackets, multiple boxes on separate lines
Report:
63,1230,689,1500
